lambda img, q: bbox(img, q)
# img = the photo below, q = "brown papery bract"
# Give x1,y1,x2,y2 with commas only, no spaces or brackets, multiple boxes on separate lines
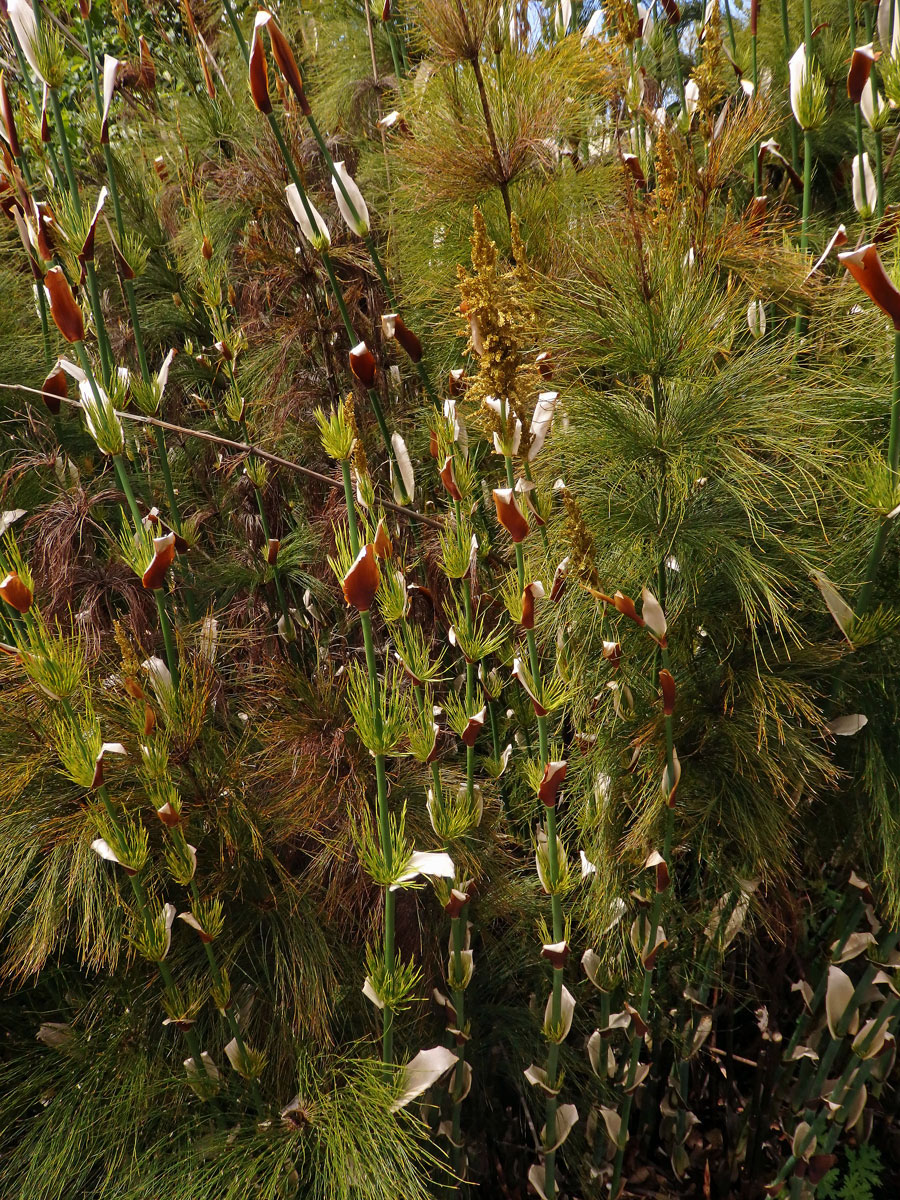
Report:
839,244,900,329
41,366,67,415
249,20,273,113
142,533,176,591
265,13,312,115
342,544,380,611
0,72,20,159
492,487,529,542
44,268,85,343
0,572,32,613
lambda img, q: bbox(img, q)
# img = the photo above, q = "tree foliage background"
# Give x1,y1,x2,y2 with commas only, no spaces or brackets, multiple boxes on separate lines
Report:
2,0,900,1197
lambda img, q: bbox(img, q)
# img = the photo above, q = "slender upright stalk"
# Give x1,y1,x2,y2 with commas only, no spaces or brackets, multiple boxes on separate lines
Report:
751,0,761,195
800,131,813,256
158,805,263,1111
794,128,813,341
111,452,181,688
339,458,395,1064
153,590,180,690
609,675,676,1196
46,87,114,386
5,126,52,369
874,129,886,218
38,693,206,1072
6,24,65,188
499,441,564,1199
770,996,899,1188
301,108,440,412
612,375,678,1195
780,0,801,170
238,414,293,631
219,0,412,492
74,340,183,688
848,0,867,175
384,17,404,85
469,54,512,228
857,331,900,613
111,452,142,527
80,9,186,542
48,89,82,209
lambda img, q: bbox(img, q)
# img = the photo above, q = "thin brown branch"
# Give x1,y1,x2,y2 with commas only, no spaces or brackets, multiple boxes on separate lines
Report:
469,53,512,227
0,382,444,530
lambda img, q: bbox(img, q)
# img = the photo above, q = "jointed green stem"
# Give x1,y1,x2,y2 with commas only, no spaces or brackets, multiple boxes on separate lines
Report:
6,135,53,369
611,635,677,1194
857,331,900,614
874,129,886,218
74,769,204,1071
848,0,867,176
183,872,264,1113
500,448,565,1197
339,459,395,1064
772,994,900,1188
46,87,114,385
47,88,81,216
81,11,188,577
111,453,142,527
153,590,180,690
220,0,407,492
7,25,65,188
780,0,801,171
751,32,761,195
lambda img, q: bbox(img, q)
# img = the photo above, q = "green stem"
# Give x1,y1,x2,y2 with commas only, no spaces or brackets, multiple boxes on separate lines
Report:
794,130,813,340
874,129,885,219
83,14,185,542
236,407,293,642
154,589,180,690
772,996,899,1187
800,130,812,255
449,908,467,1172
385,19,403,83
260,109,403,486
152,425,184,535
501,447,563,1198
187,877,264,1113
222,0,250,57
752,33,761,194
303,109,441,414
47,88,81,218
6,26,65,188
612,642,677,1194
111,451,182,682
780,898,864,1065
47,87,114,384
857,330,900,614
339,458,394,1064
848,0,867,172
362,233,439,407
780,0,801,171
8,138,53,369
89,781,205,1067
487,699,501,760
111,453,142,528
223,0,434,480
